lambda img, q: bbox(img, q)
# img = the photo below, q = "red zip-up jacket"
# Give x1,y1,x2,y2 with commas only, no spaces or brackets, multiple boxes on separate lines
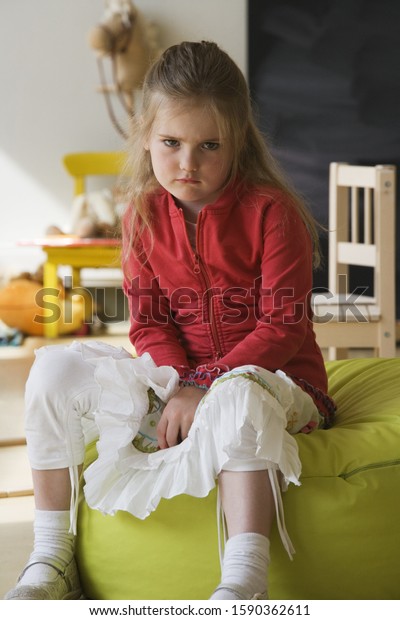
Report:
123,183,335,424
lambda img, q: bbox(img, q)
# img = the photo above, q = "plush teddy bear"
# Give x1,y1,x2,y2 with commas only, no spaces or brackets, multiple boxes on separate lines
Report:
87,0,161,123
46,188,123,239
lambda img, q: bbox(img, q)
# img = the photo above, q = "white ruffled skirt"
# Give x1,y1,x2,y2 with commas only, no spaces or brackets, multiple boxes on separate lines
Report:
77,344,320,558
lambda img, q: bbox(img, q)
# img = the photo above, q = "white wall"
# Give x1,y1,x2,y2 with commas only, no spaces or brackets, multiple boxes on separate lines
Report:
0,0,247,283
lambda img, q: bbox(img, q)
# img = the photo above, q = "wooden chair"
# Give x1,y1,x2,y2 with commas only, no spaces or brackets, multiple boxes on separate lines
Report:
41,151,126,338
312,162,396,360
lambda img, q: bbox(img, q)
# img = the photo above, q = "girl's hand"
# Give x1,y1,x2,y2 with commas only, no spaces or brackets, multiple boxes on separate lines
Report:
157,385,205,449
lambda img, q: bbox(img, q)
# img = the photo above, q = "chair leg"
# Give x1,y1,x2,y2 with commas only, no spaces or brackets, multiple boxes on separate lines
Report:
72,267,81,287
70,267,93,323
42,260,60,338
378,334,396,358
328,347,349,361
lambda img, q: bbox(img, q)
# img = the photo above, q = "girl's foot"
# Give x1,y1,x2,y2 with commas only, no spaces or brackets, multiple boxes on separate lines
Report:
209,532,270,601
210,583,268,600
4,557,82,600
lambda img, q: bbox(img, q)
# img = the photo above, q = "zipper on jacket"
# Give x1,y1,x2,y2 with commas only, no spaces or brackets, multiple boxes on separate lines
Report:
194,254,223,360
193,211,223,361
177,208,222,360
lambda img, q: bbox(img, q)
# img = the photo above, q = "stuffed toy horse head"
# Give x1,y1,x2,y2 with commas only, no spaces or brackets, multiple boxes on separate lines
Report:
88,0,160,127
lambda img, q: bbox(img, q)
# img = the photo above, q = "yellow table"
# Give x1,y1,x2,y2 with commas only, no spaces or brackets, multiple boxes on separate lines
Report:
19,237,121,338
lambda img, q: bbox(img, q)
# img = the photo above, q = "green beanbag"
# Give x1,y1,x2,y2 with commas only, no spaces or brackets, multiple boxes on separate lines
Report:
76,358,400,600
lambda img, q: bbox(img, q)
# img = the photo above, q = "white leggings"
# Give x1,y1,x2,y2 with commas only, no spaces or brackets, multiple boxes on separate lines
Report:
25,345,104,471
25,342,318,472
25,341,319,556
25,344,265,471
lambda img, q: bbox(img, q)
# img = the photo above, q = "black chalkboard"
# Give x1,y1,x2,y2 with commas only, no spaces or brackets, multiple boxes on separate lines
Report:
248,0,400,315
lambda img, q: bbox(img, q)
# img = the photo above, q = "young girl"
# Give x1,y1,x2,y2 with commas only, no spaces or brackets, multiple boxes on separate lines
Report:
5,41,335,601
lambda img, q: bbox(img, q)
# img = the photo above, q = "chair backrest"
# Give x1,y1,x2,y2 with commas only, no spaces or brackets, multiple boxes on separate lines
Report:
63,151,127,196
329,162,396,314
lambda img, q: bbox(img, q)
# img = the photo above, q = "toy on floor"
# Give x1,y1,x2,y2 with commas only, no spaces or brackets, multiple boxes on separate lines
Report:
0,267,86,337
0,320,23,346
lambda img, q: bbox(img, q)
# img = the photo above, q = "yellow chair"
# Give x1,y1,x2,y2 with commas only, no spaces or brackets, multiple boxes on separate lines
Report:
313,162,396,359
41,152,126,338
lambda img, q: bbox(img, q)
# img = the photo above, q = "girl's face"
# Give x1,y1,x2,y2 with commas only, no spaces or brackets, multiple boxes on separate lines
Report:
146,100,233,209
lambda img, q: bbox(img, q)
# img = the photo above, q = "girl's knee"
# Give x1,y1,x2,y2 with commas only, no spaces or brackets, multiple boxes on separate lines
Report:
26,347,93,400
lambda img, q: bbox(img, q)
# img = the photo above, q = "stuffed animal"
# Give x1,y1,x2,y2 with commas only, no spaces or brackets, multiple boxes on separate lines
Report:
46,188,123,239
87,0,161,134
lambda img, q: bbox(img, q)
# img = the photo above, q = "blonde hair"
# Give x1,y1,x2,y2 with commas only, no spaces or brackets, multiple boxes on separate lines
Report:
123,40,321,267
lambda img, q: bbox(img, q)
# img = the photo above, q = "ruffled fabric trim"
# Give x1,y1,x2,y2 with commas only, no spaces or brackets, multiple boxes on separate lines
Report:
83,360,313,531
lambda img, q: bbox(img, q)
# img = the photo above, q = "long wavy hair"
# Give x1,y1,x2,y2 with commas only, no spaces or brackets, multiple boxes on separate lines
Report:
122,40,321,267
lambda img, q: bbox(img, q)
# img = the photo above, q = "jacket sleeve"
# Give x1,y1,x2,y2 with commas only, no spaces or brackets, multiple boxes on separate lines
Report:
194,202,315,383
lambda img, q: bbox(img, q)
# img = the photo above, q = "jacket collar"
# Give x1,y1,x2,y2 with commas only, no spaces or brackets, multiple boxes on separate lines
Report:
165,180,246,216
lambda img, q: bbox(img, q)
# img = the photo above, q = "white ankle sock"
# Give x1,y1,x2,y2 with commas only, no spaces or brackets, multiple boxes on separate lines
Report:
19,510,74,586
210,532,270,600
